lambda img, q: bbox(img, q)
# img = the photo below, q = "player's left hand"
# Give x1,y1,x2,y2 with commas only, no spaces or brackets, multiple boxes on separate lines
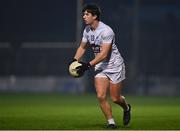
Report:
76,62,91,75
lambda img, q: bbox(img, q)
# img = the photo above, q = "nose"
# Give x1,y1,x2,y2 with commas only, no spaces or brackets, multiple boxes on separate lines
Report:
83,15,86,19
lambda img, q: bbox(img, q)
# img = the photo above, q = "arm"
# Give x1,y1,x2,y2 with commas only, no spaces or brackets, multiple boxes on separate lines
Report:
73,42,87,61
89,28,114,66
89,43,111,66
76,28,114,75
76,43,111,75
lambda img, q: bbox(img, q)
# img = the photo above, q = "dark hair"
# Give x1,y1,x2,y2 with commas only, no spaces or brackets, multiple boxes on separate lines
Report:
82,4,101,20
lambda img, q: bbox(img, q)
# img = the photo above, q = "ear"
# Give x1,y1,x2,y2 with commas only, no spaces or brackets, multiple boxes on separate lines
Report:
93,15,97,20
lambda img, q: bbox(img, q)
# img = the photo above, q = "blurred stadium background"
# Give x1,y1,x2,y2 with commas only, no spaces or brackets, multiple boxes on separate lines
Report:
0,0,179,96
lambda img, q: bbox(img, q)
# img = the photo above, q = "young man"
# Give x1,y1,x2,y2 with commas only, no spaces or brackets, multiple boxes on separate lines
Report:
69,4,131,129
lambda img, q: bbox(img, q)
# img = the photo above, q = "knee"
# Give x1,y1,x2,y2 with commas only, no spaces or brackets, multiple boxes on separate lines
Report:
111,97,120,104
97,94,106,102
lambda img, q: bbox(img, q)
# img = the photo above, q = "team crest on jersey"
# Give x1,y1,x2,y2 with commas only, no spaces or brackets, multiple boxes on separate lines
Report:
91,44,101,53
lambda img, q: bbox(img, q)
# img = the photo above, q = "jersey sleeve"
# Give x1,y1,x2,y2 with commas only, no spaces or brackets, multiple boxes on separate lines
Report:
101,29,114,44
81,29,88,43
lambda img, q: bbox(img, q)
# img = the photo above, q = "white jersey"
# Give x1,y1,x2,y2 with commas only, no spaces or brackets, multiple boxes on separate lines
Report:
82,21,124,72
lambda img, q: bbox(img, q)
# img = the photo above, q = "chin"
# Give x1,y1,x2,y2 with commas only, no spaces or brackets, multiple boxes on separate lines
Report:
83,20,89,25
84,21,89,25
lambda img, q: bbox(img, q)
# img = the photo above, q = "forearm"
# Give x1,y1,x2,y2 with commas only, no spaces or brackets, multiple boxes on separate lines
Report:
89,43,111,66
89,52,107,66
74,46,86,61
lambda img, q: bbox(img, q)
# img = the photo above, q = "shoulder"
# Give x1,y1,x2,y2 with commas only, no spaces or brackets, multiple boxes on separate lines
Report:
100,22,114,36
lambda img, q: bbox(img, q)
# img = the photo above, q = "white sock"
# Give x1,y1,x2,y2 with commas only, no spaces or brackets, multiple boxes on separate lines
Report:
108,118,115,125
124,104,129,112
127,105,130,111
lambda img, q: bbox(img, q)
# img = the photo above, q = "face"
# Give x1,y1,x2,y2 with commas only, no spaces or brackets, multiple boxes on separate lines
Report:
83,11,97,25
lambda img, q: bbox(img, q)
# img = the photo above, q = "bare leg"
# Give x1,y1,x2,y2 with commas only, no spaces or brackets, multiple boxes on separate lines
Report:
110,81,131,125
95,77,113,120
109,82,128,110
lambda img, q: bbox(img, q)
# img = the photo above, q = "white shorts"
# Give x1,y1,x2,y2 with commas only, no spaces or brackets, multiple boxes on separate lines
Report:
95,63,126,84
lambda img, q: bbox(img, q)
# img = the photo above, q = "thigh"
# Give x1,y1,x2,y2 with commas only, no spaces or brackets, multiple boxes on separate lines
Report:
109,82,124,98
95,77,110,97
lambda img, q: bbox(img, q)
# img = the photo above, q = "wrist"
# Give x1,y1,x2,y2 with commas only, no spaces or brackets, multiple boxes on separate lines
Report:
73,58,77,61
87,62,92,68
89,62,93,67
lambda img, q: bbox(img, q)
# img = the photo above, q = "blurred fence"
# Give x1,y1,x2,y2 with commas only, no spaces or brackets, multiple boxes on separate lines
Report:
0,76,85,93
0,0,180,95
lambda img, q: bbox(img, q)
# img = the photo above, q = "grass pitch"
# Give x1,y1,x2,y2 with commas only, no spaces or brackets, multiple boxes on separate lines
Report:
0,93,180,130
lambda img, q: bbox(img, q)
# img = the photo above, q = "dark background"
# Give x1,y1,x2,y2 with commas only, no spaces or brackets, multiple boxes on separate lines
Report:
0,0,180,95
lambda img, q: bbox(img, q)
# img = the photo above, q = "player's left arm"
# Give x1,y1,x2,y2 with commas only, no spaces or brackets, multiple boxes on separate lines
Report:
89,43,111,66
89,29,114,66
77,43,111,75
77,29,113,74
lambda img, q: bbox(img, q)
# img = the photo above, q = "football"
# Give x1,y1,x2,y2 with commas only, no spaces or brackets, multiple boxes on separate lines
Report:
69,61,82,77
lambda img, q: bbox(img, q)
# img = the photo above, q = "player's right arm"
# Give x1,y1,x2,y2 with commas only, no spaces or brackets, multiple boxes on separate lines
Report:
73,27,89,61
73,41,87,61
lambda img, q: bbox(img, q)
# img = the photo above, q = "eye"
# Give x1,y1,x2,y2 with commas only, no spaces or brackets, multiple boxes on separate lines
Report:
82,13,87,17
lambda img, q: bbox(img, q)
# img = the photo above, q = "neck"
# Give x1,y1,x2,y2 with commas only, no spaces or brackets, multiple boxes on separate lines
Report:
90,20,99,30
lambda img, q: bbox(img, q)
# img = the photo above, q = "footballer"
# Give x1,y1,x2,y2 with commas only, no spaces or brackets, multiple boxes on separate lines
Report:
69,4,131,129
